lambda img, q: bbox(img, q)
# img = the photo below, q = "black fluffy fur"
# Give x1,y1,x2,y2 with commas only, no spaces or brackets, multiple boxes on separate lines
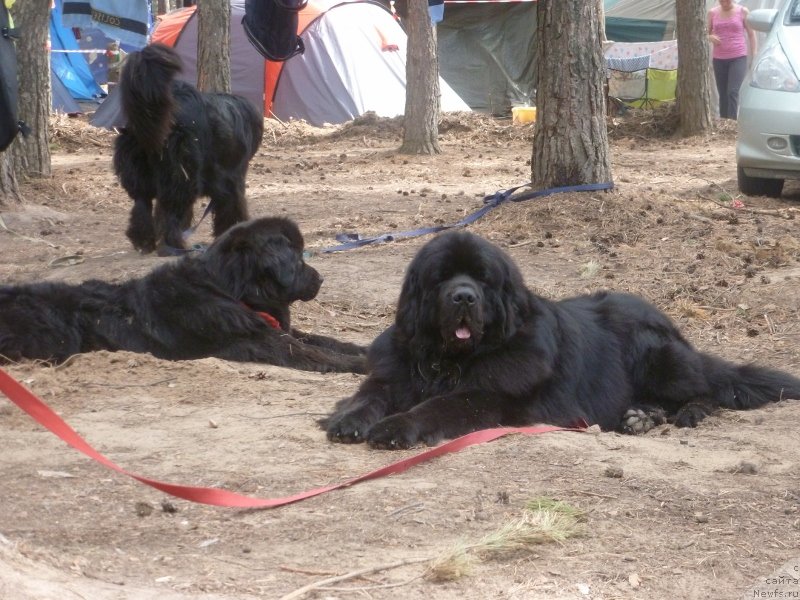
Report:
114,43,264,255
323,231,800,448
0,218,365,373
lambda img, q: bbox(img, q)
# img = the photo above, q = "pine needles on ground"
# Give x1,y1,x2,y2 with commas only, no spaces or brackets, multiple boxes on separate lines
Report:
427,497,585,582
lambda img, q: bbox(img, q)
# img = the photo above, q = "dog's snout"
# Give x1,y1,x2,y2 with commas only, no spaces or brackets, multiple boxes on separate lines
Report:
452,285,477,305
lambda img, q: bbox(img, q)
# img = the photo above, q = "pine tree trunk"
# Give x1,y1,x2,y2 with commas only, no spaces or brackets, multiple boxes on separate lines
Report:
676,0,713,136
9,0,51,179
197,0,231,93
597,0,607,42
399,0,440,155
0,153,20,205
532,0,611,188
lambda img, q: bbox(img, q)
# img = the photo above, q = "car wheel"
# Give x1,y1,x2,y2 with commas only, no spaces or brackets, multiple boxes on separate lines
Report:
737,167,784,198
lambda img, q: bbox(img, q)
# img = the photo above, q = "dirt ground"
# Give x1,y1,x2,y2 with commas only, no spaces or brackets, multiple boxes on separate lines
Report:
1,110,799,600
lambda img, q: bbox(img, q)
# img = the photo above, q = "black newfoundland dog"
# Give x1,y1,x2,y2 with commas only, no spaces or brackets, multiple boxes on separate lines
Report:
114,43,263,255
0,218,365,373
323,231,800,448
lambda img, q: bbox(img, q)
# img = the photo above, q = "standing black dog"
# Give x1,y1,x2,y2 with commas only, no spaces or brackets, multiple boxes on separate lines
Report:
323,230,800,448
0,217,365,373
114,43,263,255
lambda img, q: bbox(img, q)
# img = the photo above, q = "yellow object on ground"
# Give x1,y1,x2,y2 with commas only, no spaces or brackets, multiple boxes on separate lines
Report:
512,106,537,125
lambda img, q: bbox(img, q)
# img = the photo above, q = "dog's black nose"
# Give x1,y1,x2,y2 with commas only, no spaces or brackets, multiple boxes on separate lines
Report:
452,286,477,305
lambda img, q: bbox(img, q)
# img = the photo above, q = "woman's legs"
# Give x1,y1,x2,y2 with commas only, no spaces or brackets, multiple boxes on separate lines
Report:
713,58,730,118
725,55,748,120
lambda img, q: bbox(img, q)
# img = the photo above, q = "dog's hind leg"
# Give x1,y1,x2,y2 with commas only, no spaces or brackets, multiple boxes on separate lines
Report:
153,190,197,255
631,338,718,428
210,176,249,238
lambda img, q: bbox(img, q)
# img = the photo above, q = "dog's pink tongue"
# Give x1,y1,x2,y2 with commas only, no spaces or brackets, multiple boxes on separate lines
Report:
455,326,471,340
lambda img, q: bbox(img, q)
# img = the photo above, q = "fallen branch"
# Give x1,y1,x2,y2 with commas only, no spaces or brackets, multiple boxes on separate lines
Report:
278,557,431,600
317,574,422,593
695,178,798,218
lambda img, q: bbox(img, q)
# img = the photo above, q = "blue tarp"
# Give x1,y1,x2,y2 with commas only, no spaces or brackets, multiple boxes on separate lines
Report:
50,0,104,101
51,67,83,114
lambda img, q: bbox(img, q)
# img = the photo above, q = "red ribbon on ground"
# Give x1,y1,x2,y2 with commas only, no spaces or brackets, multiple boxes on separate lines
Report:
0,367,582,509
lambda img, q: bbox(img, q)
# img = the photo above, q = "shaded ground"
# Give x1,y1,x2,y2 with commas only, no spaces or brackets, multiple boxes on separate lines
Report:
1,111,799,599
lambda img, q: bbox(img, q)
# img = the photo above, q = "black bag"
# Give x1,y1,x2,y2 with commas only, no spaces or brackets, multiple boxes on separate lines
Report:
242,0,306,62
0,4,23,152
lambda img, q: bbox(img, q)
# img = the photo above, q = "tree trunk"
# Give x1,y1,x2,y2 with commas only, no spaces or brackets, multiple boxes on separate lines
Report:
9,0,51,179
157,0,167,15
196,0,231,93
532,0,611,188
399,0,440,155
0,153,20,205
597,0,607,42
676,0,713,136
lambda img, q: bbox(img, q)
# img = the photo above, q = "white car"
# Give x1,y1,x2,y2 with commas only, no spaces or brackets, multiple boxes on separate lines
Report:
736,0,800,197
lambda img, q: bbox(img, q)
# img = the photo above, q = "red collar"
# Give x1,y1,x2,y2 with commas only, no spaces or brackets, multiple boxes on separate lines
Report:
254,310,281,330
241,303,281,330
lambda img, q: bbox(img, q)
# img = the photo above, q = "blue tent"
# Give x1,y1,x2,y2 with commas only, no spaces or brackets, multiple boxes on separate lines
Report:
50,0,104,103
51,68,83,114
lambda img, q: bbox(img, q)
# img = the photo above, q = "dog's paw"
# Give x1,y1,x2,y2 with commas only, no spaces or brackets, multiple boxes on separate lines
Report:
619,406,666,434
674,403,711,428
125,225,156,254
346,354,368,375
366,414,420,450
325,411,373,444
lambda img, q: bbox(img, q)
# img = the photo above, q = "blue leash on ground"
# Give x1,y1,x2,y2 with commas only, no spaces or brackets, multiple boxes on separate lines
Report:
320,180,614,254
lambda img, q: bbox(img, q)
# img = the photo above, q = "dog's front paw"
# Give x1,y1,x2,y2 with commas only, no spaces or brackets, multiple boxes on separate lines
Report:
325,410,374,444
366,414,420,450
619,406,666,434
126,220,156,254
674,403,711,428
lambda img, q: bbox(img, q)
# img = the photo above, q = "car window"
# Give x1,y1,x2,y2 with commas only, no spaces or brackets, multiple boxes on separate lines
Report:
790,0,800,23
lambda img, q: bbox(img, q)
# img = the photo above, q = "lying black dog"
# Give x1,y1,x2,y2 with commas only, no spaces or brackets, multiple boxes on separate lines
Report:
0,218,365,373
323,230,800,448
114,43,263,255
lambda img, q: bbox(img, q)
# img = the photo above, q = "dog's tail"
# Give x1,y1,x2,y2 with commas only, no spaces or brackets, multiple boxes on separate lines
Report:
702,353,800,410
119,43,183,147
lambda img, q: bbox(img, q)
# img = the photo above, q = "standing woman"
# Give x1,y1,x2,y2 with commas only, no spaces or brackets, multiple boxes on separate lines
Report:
708,0,757,119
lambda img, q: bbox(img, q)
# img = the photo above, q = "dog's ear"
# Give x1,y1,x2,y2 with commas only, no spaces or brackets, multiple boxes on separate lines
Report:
494,256,529,340
395,268,423,344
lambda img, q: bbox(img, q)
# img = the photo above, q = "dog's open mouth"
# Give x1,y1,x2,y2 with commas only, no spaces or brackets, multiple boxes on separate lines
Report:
446,319,478,352
454,323,472,340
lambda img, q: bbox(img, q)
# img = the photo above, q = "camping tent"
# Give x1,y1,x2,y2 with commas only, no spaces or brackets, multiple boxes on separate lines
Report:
437,2,536,114
49,0,151,113
50,0,105,109
144,0,468,126
437,0,783,114
435,0,672,114
435,0,694,113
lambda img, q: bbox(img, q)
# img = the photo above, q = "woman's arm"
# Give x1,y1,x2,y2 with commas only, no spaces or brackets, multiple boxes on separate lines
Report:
708,9,721,46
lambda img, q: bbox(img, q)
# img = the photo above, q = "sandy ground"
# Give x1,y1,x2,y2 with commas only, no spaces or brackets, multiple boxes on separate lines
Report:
1,111,799,599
